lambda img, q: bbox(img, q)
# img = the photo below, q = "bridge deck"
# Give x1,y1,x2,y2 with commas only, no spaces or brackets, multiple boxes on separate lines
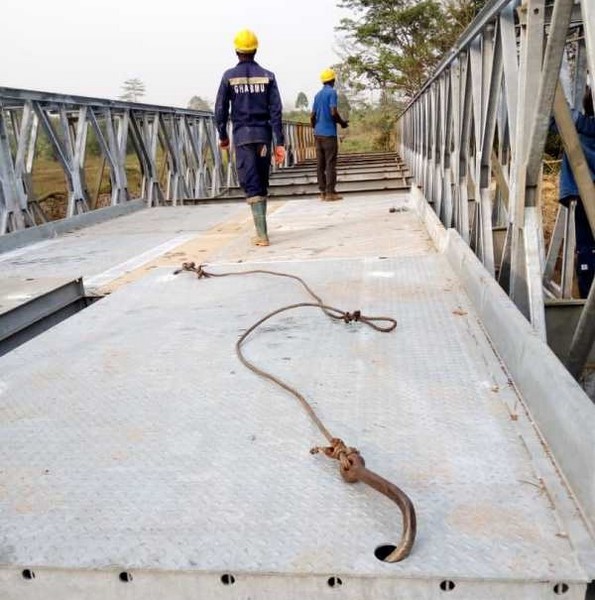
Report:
0,192,591,599
0,203,246,294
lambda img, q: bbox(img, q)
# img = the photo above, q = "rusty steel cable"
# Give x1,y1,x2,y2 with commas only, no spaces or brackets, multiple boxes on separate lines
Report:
174,261,417,562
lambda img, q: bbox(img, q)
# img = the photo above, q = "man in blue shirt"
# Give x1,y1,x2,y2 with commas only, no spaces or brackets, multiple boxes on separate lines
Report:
311,68,349,201
557,87,595,297
215,29,285,246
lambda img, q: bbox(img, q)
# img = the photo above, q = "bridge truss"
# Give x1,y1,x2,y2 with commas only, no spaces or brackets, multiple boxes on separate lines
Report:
399,0,595,374
0,87,314,233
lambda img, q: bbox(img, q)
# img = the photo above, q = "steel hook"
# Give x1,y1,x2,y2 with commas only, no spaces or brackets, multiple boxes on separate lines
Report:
339,451,417,562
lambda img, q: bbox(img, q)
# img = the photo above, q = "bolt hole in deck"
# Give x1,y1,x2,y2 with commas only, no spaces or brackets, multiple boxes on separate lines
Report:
220,573,236,585
119,571,133,582
439,580,456,592
327,576,343,588
553,582,569,595
21,569,35,580
374,544,398,562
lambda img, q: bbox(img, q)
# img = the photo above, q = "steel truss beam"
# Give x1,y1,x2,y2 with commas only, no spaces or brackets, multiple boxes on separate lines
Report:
399,0,594,357
0,87,315,233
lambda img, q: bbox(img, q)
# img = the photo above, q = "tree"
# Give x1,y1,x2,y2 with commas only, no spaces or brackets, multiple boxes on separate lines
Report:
371,91,404,150
187,96,212,111
295,91,309,111
36,129,57,161
330,63,353,118
336,0,478,98
120,78,146,103
442,0,486,44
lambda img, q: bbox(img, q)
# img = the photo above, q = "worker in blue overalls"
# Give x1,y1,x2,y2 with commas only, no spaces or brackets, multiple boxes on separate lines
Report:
557,87,595,297
215,29,285,246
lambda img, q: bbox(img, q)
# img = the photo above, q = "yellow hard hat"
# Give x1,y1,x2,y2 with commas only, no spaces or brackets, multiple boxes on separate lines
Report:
234,29,259,53
320,68,336,83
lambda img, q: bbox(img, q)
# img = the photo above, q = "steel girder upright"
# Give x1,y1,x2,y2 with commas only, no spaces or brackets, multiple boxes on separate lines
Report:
0,109,27,233
399,0,591,344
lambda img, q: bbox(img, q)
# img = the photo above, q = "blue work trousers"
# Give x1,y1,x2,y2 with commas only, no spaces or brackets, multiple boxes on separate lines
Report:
236,143,271,198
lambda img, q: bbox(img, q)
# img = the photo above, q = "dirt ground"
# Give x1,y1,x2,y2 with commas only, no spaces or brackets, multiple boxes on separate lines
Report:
37,192,113,221
32,155,143,221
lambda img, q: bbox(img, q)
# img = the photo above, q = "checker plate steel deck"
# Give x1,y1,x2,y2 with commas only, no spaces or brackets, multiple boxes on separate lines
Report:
0,193,592,600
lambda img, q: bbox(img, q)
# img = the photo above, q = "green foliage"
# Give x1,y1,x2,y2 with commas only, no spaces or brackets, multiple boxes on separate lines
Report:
341,94,405,152
4,117,17,155
326,64,354,119
32,119,102,161
338,0,441,95
188,95,212,111
545,130,563,160
337,91,352,118
337,0,479,97
333,0,480,152
443,0,483,33
283,110,311,124
35,127,57,161
120,78,146,103
298,92,311,111
86,128,102,157
295,91,309,111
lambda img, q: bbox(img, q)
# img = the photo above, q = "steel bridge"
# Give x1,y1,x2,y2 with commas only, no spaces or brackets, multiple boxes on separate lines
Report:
1,1,595,599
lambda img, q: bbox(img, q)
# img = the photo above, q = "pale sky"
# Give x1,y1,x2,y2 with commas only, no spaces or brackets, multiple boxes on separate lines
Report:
1,0,348,110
